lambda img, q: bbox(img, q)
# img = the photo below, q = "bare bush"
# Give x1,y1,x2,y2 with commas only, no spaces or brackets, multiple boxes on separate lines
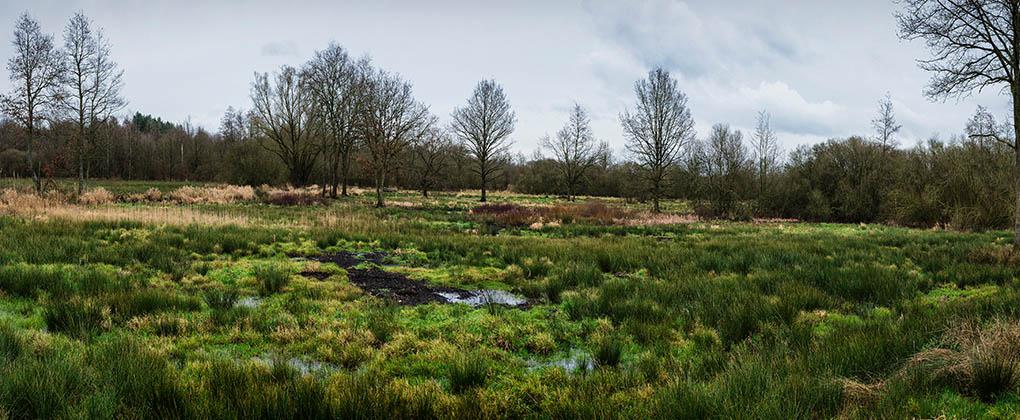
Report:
168,185,256,204
77,187,114,205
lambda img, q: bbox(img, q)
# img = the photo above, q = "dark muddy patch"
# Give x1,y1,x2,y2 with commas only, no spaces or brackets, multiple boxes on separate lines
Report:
297,270,332,281
302,251,528,307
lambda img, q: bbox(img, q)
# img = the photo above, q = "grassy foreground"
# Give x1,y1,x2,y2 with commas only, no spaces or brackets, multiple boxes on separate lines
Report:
0,182,1019,418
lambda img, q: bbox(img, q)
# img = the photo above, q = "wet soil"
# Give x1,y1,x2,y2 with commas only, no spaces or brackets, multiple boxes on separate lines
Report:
304,251,477,306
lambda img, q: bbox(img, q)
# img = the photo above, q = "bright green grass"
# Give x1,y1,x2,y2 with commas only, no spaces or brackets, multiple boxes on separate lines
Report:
0,182,1018,418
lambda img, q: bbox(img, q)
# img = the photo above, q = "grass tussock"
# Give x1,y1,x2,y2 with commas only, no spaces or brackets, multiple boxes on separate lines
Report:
77,187,116,205
906,319,1020,401
255,262,292,296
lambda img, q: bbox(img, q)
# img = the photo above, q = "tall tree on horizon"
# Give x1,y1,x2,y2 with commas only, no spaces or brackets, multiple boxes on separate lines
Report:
450,79,516,202
411,122,453,198
250,65,319,186
542,103,605,201
1,13,64,192
62,12,125,194
872,93,902,150
620,68,696,213
750,109,779,214
897,0,1020,249
358,69,429,207
302,43,367,197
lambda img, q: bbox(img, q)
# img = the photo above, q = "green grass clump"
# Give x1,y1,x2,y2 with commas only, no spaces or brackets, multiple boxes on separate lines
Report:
104,289,202,319
594,336,625,368
448,353,490,394
202,286,239,310
254,262,292,296
43,297,111,338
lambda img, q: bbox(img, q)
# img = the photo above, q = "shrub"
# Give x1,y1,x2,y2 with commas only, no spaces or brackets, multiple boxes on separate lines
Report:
78,187,116,205
255,262,292,296
168,185,256,204
264,189,326,206
449,353,489,393
144,187,163,202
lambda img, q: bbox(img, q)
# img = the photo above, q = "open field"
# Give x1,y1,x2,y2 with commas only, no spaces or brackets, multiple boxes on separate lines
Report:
0,181,1019,418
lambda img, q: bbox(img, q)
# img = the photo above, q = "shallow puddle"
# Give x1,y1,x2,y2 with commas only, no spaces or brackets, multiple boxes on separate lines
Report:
527,349,593,373
256,355,334,375
436,289,527,307
236,296,262,309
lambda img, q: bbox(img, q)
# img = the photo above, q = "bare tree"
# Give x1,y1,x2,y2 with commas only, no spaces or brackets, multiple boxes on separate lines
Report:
750,109,779,213
965,105,1008,149
896,0,1020,248
450,79,516,202
542,103,605,200
1,13,64,192
700,124,750,217
358,69,429,207
219,106,250,143
411,123,452,198
302,44,367,197
250,65,319,186
620,68,696,212
62,12,125,194
871,93,902,150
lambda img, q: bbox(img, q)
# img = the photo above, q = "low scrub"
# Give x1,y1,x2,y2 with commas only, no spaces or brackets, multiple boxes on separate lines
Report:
168,185,256,204
77,187,116,205
470,201,633,228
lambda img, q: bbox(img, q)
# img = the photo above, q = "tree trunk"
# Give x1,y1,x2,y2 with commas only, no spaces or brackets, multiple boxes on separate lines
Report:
78,153,85,195
652,177,661,213
340,154,351,197
1013,89,1020,250
27,125,40,193
375,171,386,208
480,172,488,203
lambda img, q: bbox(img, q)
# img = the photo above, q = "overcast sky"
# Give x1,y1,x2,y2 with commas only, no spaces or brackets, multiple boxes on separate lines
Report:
0,0,1013,156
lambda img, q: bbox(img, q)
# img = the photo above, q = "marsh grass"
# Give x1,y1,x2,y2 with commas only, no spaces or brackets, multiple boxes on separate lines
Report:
0,186,1019,417
255,262,293,296
202,286,239,310
43,297,112,338
448,353,490,393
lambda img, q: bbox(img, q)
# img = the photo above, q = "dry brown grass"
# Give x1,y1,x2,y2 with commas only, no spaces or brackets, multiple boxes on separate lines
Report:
841,319,1020,405
0,188,54,211
260,185,327,206
621,212,700,226
168,185,256,204
470,201,638,227
77,187,115,205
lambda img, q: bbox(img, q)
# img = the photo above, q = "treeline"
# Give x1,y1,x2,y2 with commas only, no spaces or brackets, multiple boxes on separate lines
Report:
1,12,1016,229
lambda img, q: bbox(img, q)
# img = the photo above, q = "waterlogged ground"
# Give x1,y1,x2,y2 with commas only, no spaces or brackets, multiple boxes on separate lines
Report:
0,184,1018,418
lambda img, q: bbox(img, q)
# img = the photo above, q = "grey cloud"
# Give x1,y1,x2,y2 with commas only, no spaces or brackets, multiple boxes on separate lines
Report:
261,41,299,57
